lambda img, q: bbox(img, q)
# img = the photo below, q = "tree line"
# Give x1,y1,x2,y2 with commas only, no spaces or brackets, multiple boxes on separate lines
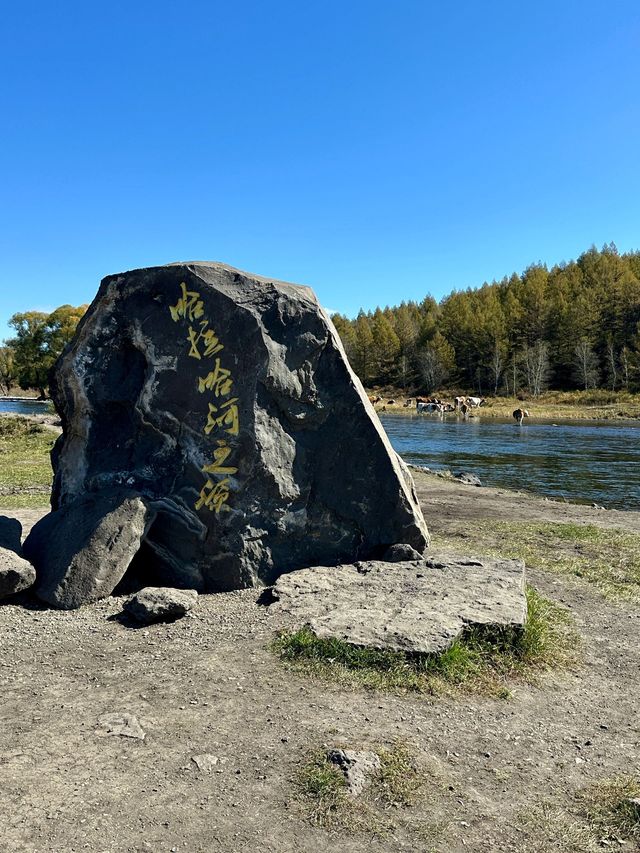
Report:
1,244,640,398
331,243,640,395
0,305,87,397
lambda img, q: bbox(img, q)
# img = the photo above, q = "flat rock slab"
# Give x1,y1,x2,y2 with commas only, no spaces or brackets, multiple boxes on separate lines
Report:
191,754,222,773
123,587,198,623
95,713,146,740
271,555,527,655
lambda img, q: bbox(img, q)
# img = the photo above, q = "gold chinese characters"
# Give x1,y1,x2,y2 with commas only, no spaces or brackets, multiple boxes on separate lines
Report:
169,282,239,513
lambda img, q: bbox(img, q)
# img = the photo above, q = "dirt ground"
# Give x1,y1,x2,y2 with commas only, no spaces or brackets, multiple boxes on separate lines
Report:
1,473,639,852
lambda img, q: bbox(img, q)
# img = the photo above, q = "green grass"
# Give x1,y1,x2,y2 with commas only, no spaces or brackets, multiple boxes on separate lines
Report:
435,520,640,602
273,586,576,698
0,416,54,508
519,776,640,852
297,741,423,834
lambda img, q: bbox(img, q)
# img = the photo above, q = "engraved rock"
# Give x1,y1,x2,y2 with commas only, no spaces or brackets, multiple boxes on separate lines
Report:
25,262,428,607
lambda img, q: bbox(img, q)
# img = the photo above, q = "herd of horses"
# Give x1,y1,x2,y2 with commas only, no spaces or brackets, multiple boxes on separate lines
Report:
367,394,530,424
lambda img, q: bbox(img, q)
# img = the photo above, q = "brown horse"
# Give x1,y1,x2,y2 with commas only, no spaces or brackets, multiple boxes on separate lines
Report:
513,408,529,424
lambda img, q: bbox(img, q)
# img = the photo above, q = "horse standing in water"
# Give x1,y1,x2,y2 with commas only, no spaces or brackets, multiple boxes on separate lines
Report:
513,408,529,424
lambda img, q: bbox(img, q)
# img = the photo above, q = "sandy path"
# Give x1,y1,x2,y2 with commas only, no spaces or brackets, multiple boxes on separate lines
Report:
1,478,639,852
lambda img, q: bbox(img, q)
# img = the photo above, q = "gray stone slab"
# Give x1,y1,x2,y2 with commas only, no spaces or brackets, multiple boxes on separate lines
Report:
326,749,381,796
271,555,527,655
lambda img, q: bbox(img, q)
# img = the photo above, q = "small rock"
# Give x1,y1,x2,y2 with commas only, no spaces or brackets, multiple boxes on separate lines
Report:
123,587,198,624
382,543,423,562
454,471,482,487
627,797,640,814
0,547,36,599
96,713,145,740
326,748,381,796
191,754,220,772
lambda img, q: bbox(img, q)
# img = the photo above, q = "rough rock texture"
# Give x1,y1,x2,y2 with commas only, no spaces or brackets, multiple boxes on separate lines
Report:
382,542,423,562
0,516,23,553
23,491,155,608
123,587,198,623
326,749,381,796
455,472,483,487
34,262,428,604
0,547,36,599
191,754,222,772
271,555,527,655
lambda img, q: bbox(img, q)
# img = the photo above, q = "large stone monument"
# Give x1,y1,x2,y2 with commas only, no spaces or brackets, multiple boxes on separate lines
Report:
24,262,429,608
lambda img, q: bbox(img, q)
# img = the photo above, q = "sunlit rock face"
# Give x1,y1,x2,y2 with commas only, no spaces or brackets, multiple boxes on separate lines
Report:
25,262,429,606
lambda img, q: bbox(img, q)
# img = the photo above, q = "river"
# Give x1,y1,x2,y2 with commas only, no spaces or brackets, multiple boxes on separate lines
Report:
0,398,51,415
380,413,640,511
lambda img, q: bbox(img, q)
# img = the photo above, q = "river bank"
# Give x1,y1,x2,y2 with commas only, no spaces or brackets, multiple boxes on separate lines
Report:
1,470,639,852
367,389,640,420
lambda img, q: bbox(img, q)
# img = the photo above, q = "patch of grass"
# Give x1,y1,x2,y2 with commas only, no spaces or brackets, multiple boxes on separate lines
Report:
298,750,353,829
578,776,640,846
297,741,423,835
0,493,51,509
435,520,640,602
375,741,423,808
0,416,54,507
273,586,576,697
518,776,640,852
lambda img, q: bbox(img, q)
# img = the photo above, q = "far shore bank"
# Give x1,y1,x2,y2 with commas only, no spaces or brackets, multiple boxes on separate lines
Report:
367,390,640,421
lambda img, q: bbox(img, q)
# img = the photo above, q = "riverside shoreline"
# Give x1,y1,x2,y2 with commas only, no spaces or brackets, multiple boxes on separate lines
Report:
367,391,640,421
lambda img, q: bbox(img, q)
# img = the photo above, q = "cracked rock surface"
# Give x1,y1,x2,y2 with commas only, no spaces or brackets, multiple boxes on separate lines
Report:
27,262,428,606
271,555,527,655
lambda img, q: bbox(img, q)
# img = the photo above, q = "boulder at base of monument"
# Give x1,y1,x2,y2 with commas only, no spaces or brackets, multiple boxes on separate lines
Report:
24,491,155,608
25,262,428,607
0,548,36,599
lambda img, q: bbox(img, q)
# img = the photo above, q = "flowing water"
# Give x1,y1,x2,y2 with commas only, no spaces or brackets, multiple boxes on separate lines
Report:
380,413,640,510
0,399,50,416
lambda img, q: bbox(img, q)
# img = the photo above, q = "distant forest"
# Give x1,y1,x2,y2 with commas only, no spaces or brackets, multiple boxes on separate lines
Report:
331,243,640,395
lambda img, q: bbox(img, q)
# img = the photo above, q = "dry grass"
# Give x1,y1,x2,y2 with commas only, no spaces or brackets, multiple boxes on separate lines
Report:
296,740,423,835
435,521,640,602
519,776,640,852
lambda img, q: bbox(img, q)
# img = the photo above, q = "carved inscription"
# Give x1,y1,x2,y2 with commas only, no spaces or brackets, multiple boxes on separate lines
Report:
169,282,238,513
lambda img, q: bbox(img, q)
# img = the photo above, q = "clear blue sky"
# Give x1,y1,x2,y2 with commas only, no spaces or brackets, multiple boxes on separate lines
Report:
1,0,639,337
